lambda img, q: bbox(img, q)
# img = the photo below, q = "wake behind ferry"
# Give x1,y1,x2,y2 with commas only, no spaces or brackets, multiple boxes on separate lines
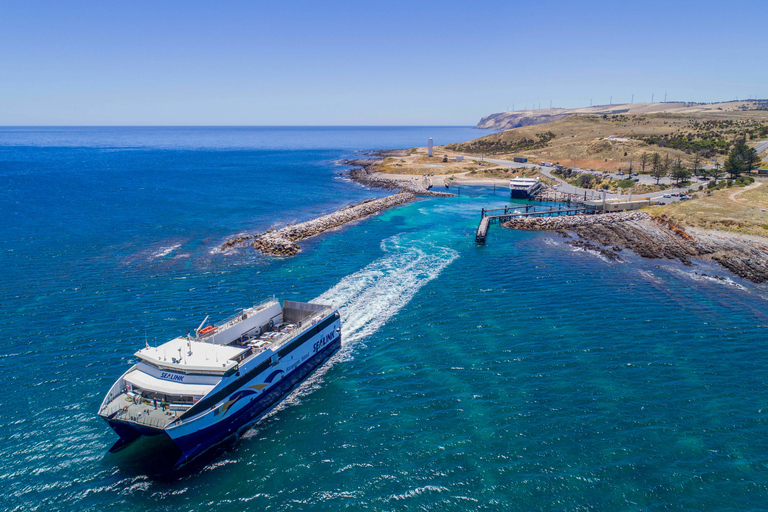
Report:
98,298,341,467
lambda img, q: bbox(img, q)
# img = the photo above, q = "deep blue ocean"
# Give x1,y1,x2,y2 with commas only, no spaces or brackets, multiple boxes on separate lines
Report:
2,126,767,511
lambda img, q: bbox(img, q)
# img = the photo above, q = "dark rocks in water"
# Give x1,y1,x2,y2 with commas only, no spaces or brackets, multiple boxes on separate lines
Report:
503,211,768,283
565,240,622,261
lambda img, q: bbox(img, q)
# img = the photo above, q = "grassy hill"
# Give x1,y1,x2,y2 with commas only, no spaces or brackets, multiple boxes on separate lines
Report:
446,104,768,172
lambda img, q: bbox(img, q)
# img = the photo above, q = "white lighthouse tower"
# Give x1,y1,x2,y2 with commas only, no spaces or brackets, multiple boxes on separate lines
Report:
428,138,433,157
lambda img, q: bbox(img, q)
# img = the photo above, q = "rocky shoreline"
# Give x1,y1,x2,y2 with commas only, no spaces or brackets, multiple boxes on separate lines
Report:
342,156,454,198
220,192,416,256
503,212,768,283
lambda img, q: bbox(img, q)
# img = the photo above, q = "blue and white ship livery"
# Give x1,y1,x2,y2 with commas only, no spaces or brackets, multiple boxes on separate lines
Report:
98,298,341,467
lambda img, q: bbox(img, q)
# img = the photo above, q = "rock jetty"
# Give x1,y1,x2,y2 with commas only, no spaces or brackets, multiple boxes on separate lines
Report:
347,164,454,197
221,192,416,256
503,212,768,283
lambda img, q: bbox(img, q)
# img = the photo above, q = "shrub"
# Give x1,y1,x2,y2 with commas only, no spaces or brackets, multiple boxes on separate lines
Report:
617,179,635,188
734,176,755,186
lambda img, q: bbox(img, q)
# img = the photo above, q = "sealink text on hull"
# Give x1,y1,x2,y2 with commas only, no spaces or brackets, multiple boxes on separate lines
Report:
98,298,341,467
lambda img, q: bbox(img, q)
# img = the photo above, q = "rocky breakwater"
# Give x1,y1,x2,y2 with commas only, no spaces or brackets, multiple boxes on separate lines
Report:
503,211,768,283
346,164,454,198
220,192,416,256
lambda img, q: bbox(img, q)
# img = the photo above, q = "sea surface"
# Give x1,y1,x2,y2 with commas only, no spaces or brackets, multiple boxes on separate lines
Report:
1,126,767,511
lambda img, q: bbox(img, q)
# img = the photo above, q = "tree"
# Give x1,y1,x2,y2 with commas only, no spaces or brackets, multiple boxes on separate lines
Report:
640,153,649,174
691,152,702,176
672,157,691,186
650,153,665,184
708,162,724,182
724,139,760,178
577,174,595,188
628,158,634,174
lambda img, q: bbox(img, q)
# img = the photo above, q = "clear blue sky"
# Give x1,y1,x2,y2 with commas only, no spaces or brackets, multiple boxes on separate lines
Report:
1,0,766,125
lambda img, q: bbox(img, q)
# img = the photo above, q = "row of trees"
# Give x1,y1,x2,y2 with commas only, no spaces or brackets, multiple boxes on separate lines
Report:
643,153,691,186
636,138,761,185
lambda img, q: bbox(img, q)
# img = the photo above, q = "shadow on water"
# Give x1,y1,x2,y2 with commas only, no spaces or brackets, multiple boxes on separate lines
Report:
103,433,243,483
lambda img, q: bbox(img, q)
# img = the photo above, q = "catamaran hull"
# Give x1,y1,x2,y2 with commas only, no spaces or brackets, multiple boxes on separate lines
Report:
169,335,341,466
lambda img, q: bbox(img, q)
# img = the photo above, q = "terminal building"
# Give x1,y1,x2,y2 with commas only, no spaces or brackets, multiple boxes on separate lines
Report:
584,197,652,212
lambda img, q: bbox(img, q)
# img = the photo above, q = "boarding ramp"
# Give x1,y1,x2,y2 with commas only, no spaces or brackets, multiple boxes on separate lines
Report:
283,300,332,325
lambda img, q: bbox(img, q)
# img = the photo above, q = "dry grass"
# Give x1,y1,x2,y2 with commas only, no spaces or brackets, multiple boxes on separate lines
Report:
648,183,768,237
377,152,481,175
441,110,768,173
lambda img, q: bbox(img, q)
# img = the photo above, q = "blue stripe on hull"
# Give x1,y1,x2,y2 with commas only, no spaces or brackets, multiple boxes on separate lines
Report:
171,336,341,466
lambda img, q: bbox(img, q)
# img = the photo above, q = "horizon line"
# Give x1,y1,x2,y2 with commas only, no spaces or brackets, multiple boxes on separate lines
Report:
0,124,484,128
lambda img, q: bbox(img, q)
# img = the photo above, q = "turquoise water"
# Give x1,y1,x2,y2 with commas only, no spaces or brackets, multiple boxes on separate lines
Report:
1,127,767,511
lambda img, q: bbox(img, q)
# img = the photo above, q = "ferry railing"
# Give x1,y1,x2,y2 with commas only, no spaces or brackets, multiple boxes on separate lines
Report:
199,297,279,338
255,307,333,349
104,399,186,429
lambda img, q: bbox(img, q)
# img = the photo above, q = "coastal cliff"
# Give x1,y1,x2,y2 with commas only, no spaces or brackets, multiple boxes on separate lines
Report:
475,100,761,130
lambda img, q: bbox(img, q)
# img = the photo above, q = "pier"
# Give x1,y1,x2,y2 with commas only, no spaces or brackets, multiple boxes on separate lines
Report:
475,203,593,244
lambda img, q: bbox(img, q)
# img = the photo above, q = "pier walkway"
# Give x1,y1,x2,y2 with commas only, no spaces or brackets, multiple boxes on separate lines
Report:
475,204,592,244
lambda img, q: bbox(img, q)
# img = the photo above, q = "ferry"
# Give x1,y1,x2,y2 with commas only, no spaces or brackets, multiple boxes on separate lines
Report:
509,176,543,199
97,298,341,467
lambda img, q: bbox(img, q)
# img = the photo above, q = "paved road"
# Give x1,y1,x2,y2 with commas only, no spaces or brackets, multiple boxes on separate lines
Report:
461,154,698,204
754,140,768,155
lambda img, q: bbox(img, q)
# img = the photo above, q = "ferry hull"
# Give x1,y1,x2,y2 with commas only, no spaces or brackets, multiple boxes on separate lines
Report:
510,190,535,199
170,335,341,467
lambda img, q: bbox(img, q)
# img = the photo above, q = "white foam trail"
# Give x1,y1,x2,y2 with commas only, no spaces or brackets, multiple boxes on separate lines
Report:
241,234,458,434
313,234,459,346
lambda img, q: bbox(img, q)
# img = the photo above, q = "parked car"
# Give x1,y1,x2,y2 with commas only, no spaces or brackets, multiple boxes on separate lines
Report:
663,193,672,198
